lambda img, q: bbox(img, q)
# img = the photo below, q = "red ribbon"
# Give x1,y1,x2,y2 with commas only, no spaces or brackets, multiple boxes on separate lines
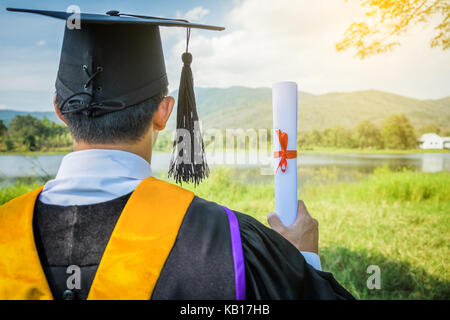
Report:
274,129,297,173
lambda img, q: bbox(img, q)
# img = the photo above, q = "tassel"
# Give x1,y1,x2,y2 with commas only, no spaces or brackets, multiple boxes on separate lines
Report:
168,30,209,185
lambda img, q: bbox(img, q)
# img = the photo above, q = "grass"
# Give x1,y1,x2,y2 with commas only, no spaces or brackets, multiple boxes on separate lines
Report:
1,168,449,299
177,167,450,299
0,178,42,205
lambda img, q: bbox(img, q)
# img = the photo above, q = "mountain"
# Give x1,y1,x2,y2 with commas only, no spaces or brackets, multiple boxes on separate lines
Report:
0,109,61,126
172,87,449,132
1,87,449,131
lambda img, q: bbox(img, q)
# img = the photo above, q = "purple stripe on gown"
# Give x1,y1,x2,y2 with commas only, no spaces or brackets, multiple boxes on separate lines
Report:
221,205,246,300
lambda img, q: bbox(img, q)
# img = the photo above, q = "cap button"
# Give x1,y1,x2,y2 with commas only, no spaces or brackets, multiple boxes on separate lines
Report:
62,289,75,300
106,10,120,16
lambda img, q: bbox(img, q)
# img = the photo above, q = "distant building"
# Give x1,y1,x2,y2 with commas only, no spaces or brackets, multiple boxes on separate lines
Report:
417,133,450,149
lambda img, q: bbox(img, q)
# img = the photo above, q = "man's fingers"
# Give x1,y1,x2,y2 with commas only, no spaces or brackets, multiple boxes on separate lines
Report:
312,218,319,227
294,200,314,225
267,212,285,233
297,200,307,216
297,200,305,217
296,200,311,219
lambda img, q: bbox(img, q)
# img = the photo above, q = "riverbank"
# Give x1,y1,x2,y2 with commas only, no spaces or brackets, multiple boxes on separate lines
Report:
0,148,170,155
1,147,449,156
0,147,72,155
2,168,449,299
300,147,450,154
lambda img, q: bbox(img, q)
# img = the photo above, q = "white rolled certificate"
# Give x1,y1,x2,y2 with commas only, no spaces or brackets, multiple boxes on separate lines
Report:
272,82,298,226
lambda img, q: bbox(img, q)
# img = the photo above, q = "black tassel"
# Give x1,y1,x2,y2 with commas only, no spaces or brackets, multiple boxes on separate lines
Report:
168,50,209,186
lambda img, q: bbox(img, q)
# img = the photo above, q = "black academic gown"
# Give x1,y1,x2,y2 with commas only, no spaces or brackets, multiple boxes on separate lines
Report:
33,194,354,300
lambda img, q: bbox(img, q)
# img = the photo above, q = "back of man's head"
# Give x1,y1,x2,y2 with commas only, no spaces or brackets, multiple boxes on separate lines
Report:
55,88,168,144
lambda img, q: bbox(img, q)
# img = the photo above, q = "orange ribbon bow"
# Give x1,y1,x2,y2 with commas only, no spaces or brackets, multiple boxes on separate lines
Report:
274,129,297,173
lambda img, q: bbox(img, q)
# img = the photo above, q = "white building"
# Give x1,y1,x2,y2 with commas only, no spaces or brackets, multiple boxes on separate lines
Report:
417,133,450,149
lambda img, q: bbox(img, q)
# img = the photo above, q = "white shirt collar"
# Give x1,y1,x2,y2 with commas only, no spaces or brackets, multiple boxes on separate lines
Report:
39,149,152,206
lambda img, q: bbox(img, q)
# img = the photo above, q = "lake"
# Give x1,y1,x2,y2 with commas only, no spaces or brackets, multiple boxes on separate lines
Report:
0,152,449,187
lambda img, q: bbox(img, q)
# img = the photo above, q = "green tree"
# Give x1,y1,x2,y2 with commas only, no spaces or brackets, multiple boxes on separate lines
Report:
337,0,450,58
355,120,383,148
9,115,45,137
321,128,335,147
320,126,357,148
0,115,71,152
381,114,417,149
41,117,67,138
309,130,322,146
23,134,37,151
298,131,308,147
334,126,357,148
5,138,14,151
418,123,441,135
0,120,7,137
9,115,46,151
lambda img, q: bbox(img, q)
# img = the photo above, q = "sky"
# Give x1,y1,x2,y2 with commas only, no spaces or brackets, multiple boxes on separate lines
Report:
0,0,449,111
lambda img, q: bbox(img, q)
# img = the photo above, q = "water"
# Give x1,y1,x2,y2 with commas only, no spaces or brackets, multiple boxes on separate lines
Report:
0,152,448,186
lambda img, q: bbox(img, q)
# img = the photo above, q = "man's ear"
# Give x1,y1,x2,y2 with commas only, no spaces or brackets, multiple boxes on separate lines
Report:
53,96,67,125
153,96,175,131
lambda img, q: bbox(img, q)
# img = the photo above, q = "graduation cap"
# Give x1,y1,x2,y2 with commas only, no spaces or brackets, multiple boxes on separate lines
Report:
7,8,225,185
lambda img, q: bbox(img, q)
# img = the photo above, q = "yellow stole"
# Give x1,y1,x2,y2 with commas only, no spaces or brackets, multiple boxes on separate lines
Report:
0,177,194,300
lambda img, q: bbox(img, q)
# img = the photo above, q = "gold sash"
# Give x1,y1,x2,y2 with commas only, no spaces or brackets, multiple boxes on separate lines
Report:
0,177,194,300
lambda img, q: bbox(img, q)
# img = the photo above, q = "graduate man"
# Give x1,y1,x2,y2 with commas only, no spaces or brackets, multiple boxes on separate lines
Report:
0,8,354,300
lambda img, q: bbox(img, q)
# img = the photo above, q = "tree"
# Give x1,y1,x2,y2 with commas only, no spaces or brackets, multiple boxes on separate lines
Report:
381,114,417,149
309,130,323,146
5,138,14,151
320,126,357,148
9,115,45,138
23,134,37,151
355,120,383,148
0,115,71,152
0,120,7,137
9,115,46,151
298,131,308,147
321,128,335,147
418,123,441,135
336,0,450,58
41,117,67,138
334,126,357,148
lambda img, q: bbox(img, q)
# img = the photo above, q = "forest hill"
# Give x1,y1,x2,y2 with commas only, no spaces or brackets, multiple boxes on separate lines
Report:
0,113,445,152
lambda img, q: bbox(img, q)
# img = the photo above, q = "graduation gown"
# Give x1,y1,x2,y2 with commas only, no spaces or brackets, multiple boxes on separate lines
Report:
0,177,353,300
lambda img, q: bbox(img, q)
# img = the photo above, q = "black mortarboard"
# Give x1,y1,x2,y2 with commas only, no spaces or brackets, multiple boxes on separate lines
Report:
7,7,224,185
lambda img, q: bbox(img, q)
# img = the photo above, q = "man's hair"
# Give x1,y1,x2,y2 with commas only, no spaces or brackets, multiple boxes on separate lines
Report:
56,88,168,144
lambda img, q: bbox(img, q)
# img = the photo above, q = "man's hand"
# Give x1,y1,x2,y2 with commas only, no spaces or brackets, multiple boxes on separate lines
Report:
267,200,319,254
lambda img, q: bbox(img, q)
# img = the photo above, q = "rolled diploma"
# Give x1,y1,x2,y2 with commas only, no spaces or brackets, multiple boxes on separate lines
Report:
272,82,298,226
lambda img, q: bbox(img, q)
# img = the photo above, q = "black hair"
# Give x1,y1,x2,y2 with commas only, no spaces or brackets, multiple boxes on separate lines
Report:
55,88,168,144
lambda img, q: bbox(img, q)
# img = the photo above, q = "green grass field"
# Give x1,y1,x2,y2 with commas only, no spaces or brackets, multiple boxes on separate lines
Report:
179,167,450,299
1,168,449,299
